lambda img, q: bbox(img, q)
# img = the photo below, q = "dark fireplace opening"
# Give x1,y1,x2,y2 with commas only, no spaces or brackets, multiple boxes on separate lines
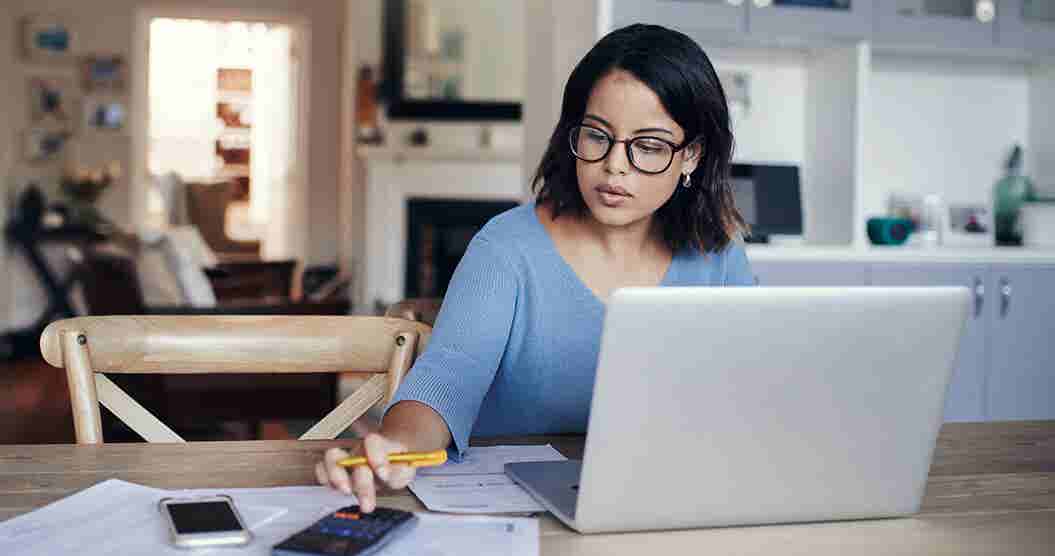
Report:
405,198,519,299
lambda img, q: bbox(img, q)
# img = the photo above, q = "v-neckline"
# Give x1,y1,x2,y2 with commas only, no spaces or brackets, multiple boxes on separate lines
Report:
528,202,678,307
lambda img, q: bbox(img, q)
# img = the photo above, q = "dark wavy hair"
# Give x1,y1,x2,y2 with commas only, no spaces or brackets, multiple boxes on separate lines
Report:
532,24,746,253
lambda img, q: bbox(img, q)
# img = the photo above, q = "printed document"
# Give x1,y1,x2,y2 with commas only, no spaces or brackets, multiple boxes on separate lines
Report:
409,444,567,514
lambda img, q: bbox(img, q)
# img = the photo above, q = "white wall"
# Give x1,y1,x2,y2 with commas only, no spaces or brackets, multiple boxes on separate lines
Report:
705,47,807,166
523,0,604,193
0,2,14,335
861,55,1031,221
1030,62,1055,197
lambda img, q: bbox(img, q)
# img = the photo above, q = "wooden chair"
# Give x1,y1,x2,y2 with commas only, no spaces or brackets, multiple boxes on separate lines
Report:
384,298,442,326
39,315,431,444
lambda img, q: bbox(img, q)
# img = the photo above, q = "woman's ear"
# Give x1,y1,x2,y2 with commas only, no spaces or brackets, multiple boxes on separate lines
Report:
681,140,703,174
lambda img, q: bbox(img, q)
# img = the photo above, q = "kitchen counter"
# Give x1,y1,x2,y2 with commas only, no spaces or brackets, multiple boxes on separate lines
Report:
745,244,1055,264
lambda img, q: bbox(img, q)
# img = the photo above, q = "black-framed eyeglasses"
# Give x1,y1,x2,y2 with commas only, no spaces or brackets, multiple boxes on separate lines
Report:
567,124,698,175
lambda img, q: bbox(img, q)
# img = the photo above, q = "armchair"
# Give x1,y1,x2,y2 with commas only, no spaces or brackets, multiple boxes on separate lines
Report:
183,179,260,258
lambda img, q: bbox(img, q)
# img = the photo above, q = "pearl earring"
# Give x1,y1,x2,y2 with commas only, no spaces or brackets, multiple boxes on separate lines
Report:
680,173,692,188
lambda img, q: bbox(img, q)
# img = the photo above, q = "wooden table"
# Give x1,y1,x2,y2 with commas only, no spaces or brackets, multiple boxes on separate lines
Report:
2,422,1053,554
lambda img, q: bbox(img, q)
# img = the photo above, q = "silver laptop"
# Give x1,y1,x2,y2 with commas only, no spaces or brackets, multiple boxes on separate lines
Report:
506,287,970,534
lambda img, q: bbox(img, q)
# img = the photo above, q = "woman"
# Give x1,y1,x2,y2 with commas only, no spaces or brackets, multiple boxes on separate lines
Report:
316,23,753,511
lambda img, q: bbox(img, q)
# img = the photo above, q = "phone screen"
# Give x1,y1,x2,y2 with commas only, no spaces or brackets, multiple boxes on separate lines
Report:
166,501,243,534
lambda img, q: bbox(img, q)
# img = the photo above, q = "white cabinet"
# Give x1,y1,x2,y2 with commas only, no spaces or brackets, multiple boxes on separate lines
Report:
750,260,869,286
748,257,1055,422
986,265,1055,421
873,1,999,50
870,264,990,422
609,0,1055,57
609,0,747,37
1000,0,1055,53
749,0,873,40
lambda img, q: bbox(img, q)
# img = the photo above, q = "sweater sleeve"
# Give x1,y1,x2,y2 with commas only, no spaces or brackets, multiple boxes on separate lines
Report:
722,243,756,286
383,235,519,457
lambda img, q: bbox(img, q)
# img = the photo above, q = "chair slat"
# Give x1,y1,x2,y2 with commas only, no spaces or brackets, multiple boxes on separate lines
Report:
95,374,185,443
299,374,388,440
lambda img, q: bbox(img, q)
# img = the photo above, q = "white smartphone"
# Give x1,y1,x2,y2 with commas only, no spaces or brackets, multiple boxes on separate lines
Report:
158,494,252,548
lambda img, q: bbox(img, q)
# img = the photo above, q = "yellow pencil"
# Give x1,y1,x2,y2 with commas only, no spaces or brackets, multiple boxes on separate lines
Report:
337,449,448,468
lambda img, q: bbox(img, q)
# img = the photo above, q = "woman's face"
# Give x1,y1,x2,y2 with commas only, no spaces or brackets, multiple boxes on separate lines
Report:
574,69,701,231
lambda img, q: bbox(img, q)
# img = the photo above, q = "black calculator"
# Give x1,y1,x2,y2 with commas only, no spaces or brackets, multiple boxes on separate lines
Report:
272,506,418,556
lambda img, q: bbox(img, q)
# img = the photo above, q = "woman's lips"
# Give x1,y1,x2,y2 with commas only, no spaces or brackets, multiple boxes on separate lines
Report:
597,184,631,197
596,185,631,207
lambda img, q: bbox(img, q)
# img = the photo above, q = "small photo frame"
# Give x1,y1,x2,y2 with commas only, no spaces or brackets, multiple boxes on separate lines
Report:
22,16,77,61
23,128,71,164
944,203,993,247
27,76,77,128
80,55,126,91
83,98,126,132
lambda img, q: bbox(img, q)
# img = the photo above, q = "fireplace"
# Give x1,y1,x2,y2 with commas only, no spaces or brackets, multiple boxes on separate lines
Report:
360,149,523,311
405,198,519,298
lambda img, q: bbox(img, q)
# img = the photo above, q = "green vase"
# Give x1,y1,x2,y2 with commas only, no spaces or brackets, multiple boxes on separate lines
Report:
993,145,1035,246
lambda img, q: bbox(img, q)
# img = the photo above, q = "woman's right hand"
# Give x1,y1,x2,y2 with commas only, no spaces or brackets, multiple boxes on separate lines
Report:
314,433,418,512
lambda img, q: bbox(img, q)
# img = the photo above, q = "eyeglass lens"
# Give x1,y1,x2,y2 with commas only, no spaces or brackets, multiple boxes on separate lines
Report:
569,125,675,174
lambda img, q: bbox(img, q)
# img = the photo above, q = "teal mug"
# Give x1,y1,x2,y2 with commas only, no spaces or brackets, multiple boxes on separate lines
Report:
867,217,915,245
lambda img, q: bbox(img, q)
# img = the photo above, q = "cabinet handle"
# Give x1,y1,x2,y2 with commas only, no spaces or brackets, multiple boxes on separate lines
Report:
999,277,1011,319
972,277,984,319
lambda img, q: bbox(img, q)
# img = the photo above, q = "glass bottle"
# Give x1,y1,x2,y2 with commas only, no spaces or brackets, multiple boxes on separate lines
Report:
993,145,1036,246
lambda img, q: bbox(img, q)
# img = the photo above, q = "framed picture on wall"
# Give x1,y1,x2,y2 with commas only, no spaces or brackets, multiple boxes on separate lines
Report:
80,55,126,91
27,76,77,129
21,16,77,61
22,128,71,164
83,98,126,132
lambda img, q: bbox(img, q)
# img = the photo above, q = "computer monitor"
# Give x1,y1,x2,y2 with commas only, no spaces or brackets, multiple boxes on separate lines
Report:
730,163,802,243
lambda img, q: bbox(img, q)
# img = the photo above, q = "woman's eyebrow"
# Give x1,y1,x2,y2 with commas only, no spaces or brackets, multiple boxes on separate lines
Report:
583,114,674,137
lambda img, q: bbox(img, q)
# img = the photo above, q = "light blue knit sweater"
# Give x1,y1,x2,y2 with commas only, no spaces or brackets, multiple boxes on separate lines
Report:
385,202,754,456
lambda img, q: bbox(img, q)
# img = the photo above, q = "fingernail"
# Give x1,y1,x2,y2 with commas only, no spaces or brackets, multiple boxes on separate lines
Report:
376,466,390,482
340,482,352,496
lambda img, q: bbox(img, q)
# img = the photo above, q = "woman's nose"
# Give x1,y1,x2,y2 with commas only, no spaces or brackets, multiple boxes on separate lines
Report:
603,142,631,175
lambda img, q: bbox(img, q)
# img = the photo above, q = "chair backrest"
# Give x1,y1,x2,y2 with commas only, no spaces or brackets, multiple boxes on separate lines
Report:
384,298,443,326
40,315,431,444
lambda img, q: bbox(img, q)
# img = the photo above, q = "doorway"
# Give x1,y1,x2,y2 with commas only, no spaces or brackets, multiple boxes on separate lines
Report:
138,15,306,260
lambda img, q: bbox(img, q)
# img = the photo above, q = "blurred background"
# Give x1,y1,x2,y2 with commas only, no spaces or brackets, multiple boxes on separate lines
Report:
1,0,1053,444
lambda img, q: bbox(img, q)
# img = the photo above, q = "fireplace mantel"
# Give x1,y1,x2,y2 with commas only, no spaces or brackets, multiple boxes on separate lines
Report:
359,150,525,311
358,145,521,164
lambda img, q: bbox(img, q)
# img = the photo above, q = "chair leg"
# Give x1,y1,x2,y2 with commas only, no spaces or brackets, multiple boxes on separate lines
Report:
61,330,103,444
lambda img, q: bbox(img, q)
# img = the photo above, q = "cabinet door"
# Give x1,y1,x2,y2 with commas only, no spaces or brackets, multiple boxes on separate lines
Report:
749,0,873,39
609,0,748,35
999,0,1055,53
874,0,999,49
987,265,1055,421
870,264,989,422
751,261,869,286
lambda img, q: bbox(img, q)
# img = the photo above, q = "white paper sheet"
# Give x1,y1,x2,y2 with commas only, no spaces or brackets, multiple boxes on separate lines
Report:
409,445,567,514
1,479,538,556
0,480,285,556
384,513,538,556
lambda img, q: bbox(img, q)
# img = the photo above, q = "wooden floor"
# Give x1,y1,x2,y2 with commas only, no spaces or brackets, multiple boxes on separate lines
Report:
0,356,300,444
0,356,75,444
